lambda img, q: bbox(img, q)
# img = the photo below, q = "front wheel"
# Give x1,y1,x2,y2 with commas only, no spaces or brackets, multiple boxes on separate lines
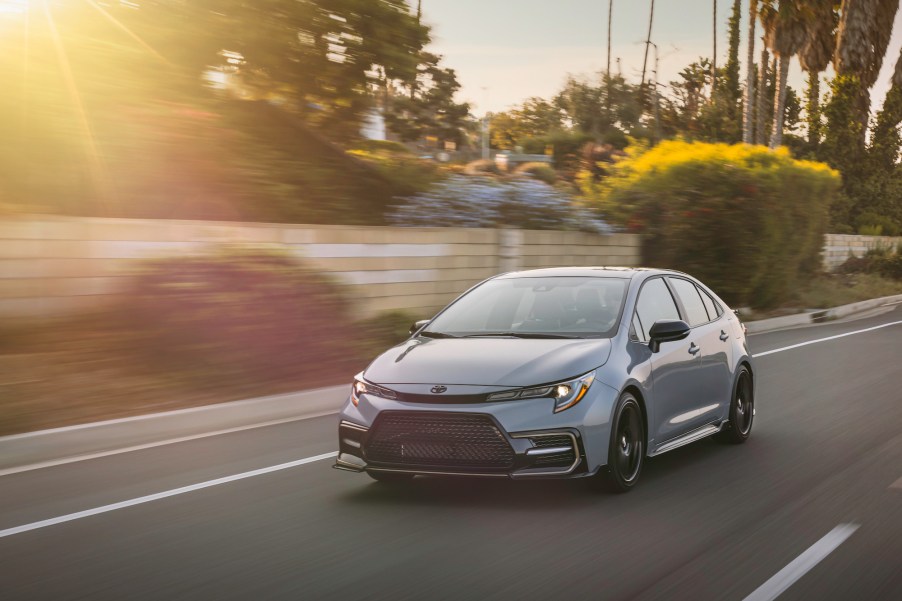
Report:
717,366,754,444
592,392,645,493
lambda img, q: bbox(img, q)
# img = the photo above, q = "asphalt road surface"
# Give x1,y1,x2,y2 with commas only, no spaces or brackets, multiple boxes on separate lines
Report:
2,306,901,600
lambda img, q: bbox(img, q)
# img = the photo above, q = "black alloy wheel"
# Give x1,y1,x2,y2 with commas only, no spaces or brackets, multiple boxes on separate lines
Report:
596,392,645,493
718,366,754,444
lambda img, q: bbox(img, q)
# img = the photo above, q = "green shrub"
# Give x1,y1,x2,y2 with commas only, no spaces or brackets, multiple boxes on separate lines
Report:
593,141,840,308
841,246,902,280
514,162,557,184
124,249,363,383
855,211,900,236
347,147,441,197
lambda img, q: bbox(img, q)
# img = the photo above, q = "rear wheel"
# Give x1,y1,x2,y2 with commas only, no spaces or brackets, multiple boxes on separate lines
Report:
592,392,645,493
367,470,415,483
717,366,754,444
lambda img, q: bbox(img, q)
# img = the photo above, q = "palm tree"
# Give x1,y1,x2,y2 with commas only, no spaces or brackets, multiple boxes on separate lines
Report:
797,0,837,149
760,0,807,148
833,0,900,138
743,0,758,143
870,48,902,169
712,0,718,93
755,45,770,144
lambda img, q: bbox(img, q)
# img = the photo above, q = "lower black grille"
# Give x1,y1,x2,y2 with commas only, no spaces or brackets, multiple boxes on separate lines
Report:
364,412,515,470
530,434,576,467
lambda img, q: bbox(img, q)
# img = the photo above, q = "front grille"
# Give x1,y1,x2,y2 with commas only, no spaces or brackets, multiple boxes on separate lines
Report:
395,392,487,404
364,411,515,470
530,434,577,467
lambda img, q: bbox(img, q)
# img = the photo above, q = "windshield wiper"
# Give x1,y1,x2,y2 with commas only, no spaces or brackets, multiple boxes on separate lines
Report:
419,330,459,339
462,332,577,339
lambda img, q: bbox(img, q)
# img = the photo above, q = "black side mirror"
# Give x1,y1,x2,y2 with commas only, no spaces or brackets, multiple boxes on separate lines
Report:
409,319,430,335
648,319,691,353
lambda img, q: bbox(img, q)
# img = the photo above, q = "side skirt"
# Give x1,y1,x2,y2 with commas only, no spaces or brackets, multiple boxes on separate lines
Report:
649,422,725,457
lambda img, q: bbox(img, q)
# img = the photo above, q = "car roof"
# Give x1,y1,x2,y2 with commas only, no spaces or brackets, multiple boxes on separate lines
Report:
494,267,691,280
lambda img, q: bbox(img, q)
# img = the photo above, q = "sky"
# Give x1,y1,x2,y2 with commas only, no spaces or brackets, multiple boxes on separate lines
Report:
420,0,902,117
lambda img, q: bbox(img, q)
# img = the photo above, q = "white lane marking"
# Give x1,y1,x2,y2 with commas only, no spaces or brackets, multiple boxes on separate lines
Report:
882,300,902,307
890,476,902,490
753,320,902,357
0,410,339,478
0,452,337,539
743,523,860,601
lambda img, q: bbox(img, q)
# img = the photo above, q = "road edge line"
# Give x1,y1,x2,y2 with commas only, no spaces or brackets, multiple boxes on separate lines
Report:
0,452,337,539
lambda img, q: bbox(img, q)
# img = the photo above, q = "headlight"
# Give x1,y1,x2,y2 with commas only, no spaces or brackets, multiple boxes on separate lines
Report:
486,370,596,413
351,379,397,406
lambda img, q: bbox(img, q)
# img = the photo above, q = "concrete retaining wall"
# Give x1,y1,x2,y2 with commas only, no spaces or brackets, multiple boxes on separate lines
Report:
0,215,641,319
823,233,902,271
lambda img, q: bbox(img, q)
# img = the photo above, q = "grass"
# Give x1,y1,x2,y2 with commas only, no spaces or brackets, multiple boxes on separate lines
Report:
0,306,417,437
793,273,902,308
0,314,365,437
741,273,902,320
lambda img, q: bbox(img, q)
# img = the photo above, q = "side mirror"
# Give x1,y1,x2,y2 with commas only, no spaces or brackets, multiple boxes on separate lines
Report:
409,319,430,335
648,319,691,353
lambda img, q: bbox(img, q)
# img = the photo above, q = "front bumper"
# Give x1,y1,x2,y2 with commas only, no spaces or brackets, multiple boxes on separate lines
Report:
334,411,593,480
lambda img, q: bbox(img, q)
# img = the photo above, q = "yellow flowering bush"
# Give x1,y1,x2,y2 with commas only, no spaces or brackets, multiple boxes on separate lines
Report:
586,141,840,308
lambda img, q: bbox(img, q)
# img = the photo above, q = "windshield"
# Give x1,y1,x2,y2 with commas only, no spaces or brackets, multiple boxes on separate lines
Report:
424,277,628,339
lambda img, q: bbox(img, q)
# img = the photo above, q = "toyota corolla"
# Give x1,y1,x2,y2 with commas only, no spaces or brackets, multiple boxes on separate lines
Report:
334,267,754,492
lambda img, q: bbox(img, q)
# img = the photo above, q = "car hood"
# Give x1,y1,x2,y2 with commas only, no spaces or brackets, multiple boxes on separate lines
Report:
364,337,612,387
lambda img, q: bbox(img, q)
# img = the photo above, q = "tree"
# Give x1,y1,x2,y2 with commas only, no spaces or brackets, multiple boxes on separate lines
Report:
712,0,718,92
798,0,839,150
744,0,758,143
117,0,430,140
386,54,471,147
831,0,900,144
870,49,902,169
756,47,771,144
661,59,713,136
723,0,743,107
555,74,642,139
760,0,808,148
488,98,564,149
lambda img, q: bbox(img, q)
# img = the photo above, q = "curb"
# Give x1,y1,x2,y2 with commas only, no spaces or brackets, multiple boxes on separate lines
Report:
0,385,349,475
744,293,902,334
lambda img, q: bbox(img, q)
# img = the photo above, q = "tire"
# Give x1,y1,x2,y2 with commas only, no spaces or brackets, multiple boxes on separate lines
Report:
367,470,415,483
717,366,754,444
592,392,645,493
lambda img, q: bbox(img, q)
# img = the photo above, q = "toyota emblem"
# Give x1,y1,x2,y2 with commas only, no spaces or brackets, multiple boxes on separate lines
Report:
430,385,448,394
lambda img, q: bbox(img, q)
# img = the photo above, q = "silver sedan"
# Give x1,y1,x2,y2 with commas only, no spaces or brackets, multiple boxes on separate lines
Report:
334,267,755,492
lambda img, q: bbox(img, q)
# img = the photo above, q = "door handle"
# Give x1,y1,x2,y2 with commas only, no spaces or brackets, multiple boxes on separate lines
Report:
719,330,729,341
688,342,700,355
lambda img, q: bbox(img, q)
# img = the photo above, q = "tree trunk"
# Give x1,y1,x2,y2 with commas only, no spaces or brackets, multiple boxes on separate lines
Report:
870,48,902,169
743,0,757,143
712,0,717,93
805,69,821,148
770,54,789,148
606,0,613,117
755,46,769,144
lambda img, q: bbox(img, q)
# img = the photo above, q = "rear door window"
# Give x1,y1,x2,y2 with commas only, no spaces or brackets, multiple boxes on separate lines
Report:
698,286,718,320
669,277,710,326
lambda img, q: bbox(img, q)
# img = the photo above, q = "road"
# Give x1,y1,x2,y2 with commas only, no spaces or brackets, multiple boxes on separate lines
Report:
1,306,901,600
